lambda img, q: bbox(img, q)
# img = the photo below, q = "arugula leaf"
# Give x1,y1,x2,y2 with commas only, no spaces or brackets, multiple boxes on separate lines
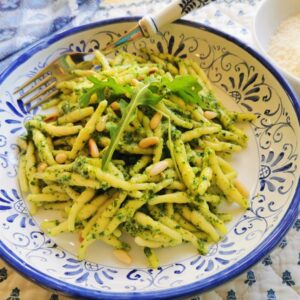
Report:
138,85,163,106
167,120,182,181
101,84,163,170
106,121,118,140
79,86,100,108
119,99,128,116
162,75,202,105
79,76,132,107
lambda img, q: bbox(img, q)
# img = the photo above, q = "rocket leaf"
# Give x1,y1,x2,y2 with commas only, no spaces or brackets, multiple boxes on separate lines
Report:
101,83,163,170
162,75,203,105
79,76,132,107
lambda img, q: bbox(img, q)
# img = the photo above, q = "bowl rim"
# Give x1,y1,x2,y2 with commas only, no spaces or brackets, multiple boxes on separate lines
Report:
252,0,300,84
0,16,299,300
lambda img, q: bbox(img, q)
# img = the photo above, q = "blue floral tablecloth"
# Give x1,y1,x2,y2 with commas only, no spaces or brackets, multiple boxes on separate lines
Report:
0,0,299,299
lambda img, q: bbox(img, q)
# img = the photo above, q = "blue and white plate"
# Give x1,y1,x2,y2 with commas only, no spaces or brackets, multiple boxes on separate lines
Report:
0,18,299,299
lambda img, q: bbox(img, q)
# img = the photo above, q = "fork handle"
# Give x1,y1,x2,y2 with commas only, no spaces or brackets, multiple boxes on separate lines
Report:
139,0,216,37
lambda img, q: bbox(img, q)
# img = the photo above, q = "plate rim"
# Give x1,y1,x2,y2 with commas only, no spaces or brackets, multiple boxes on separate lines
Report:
0,16,299,300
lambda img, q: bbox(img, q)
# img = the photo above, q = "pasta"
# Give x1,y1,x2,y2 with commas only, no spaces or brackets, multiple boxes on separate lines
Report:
18,49,255,268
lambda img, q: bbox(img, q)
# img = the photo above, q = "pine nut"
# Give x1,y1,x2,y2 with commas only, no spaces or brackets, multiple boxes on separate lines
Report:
148,67,159,74
110,101,120,111
138,136,159,149
235,179,249,198
150,112,162,130
131,78,139,86
137,75,145,81
88,138,100,158
55,152,68,164
79,231,84,243
37,162,48,172
90,93,98,104
113,249,132,265
96,115,107,132
204,110,218,120
44,111,59,122
149,160,169,176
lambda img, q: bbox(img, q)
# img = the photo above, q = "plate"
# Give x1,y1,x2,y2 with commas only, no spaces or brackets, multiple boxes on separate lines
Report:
0,17,299,299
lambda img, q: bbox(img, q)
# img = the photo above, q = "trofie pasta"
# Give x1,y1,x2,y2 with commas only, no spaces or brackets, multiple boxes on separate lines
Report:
18,49,256,268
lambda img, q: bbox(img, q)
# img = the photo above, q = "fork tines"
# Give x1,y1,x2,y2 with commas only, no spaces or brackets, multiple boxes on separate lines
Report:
14,70,59,111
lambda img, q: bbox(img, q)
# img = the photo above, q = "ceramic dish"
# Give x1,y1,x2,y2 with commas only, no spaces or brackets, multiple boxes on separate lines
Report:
253,0,300,98
0,18,299,299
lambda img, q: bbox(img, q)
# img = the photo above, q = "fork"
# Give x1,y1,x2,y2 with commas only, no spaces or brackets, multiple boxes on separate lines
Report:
14,52,95,110
15,0,215,109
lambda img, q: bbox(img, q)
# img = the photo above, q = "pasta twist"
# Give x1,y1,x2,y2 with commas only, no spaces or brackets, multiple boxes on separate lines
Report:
18,49,255,267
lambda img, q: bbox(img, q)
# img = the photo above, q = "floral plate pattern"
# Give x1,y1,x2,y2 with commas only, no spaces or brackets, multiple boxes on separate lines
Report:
0,18,299,299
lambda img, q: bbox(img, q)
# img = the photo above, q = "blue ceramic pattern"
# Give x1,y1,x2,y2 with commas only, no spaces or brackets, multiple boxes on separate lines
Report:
0,18,299,299
0,145,18,179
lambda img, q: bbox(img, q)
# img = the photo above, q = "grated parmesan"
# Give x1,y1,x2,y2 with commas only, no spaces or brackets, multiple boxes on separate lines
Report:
268,13,300,79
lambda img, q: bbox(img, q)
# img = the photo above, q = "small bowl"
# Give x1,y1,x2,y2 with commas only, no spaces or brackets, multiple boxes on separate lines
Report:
253,0,300,98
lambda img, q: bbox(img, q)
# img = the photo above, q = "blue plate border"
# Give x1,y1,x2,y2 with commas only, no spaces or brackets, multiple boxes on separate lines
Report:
0,17,299,300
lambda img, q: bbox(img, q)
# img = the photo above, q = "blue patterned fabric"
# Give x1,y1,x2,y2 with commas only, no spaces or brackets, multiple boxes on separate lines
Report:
0,0,99,70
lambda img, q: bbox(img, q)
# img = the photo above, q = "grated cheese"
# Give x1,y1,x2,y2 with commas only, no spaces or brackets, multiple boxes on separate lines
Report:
268,13,300,79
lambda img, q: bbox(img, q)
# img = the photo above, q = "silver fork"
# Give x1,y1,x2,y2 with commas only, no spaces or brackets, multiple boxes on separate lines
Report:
14,52,94,110
15,0,215,109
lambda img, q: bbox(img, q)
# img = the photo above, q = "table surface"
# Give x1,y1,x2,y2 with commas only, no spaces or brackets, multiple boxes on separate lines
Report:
0,1,299,299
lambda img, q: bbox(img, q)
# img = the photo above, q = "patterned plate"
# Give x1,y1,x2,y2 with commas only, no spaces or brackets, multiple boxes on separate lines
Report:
0,17,299,299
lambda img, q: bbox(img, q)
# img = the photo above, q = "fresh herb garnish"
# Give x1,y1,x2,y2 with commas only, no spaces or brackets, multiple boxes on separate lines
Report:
79,76,132,107
86,74,208,170
167,120,182,181
101,83,163,170
162,75,203,105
